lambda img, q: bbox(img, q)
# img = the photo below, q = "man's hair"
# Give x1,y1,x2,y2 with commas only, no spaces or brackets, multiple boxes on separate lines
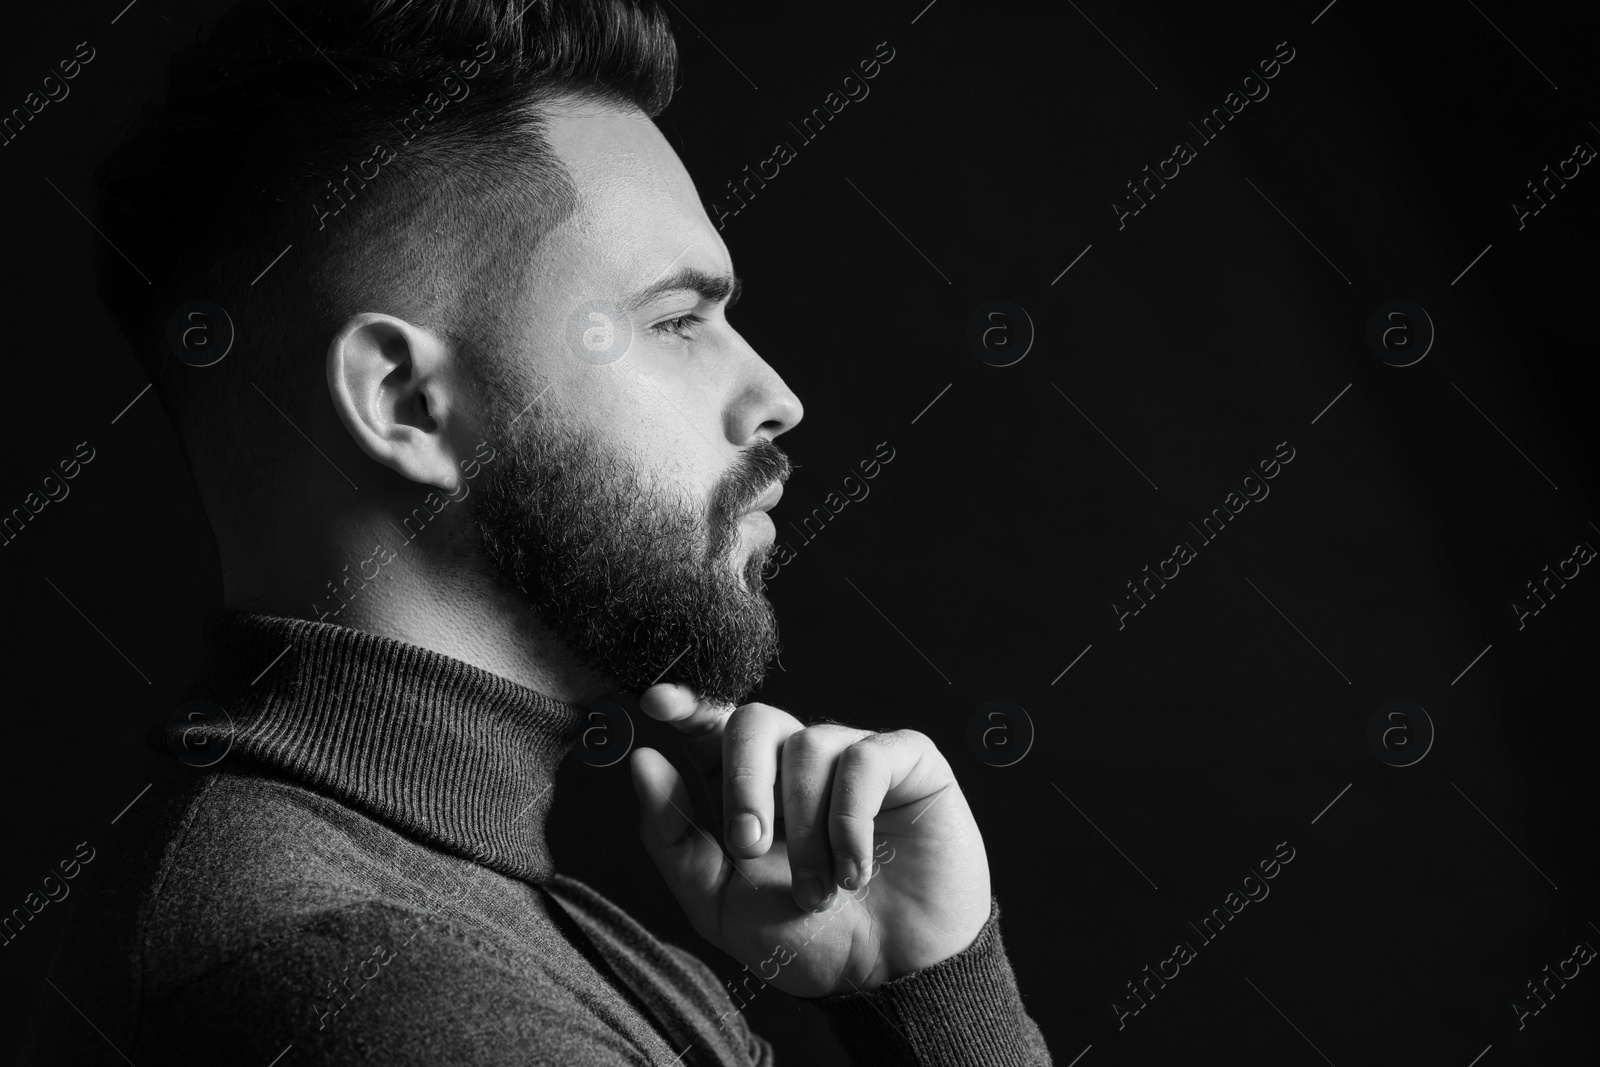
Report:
93,0,677,464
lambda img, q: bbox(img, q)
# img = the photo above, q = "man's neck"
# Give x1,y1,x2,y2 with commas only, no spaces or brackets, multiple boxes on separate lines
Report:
219,511,617,705
340,574,614,704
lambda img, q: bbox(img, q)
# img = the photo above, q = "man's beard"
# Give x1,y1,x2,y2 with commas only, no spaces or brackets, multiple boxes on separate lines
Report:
465,412,791,707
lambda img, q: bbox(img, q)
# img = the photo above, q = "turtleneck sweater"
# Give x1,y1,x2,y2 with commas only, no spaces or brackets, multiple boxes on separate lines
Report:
19,609,1052,1066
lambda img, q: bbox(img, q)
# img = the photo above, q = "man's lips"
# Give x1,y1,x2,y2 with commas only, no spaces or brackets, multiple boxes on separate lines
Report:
745,482,783,515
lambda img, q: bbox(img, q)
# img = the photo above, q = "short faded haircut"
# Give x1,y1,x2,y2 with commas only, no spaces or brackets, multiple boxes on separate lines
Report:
93,0,677,465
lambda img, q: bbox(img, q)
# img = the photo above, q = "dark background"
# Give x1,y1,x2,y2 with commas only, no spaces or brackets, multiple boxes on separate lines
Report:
2,0,1597,1063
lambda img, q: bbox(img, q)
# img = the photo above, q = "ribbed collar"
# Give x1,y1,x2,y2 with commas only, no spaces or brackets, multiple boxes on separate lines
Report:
178,608,583,885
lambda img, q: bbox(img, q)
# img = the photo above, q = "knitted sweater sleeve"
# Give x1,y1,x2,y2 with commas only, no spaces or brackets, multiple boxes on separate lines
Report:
807,897,1054,1066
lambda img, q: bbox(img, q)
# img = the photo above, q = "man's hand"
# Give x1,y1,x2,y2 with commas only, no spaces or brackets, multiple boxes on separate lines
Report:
626,685,991,998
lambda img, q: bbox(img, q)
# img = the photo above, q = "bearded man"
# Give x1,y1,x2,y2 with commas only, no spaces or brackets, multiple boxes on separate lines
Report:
19,2,1051,1063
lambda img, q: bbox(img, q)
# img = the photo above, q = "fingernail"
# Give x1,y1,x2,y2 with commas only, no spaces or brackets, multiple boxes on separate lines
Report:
834,851,861,892
729,812,761,849
794,871,827,911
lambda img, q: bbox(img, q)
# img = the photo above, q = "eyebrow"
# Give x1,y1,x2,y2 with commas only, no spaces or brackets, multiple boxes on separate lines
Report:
625,266,742,311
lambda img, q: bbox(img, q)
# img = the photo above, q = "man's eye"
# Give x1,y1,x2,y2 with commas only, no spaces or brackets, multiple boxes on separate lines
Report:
652,312,706,339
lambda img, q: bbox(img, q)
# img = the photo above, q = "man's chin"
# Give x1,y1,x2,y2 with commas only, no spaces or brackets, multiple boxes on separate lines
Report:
464,423,786,708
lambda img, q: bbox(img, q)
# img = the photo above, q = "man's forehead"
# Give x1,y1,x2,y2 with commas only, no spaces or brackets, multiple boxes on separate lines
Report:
544,104,672,191
541,103,732,296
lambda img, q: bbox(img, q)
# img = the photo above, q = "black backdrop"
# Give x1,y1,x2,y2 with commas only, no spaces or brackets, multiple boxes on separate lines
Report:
2,1,1596,1064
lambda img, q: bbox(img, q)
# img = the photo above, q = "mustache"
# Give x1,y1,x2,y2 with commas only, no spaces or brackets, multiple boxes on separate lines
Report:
712,438,793,520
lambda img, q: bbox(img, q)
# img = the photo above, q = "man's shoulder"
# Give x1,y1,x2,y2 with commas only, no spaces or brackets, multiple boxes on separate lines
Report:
26,772,580,1065
55,768,501,1006
141,771,461,979
126,897,589,1065
151,895,509,1029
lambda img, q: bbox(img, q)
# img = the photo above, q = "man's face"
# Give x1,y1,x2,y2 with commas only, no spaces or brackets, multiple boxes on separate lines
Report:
464,102,804,706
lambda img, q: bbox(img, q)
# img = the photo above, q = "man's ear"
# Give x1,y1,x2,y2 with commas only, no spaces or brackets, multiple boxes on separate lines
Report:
326,313,462,492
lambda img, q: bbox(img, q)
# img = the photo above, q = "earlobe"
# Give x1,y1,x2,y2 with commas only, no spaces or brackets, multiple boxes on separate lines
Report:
326,313,460,492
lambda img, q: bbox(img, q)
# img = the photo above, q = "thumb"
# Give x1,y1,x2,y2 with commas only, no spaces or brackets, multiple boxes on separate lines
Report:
628,747,725,934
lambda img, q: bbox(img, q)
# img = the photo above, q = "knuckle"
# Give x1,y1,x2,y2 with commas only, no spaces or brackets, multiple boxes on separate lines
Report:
828,809,872,837
839,734,885,766
725,764,767,788
838,735,876,758
832,744,868,779
724,704,764,736
782,727,828,762
785,817,819,840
